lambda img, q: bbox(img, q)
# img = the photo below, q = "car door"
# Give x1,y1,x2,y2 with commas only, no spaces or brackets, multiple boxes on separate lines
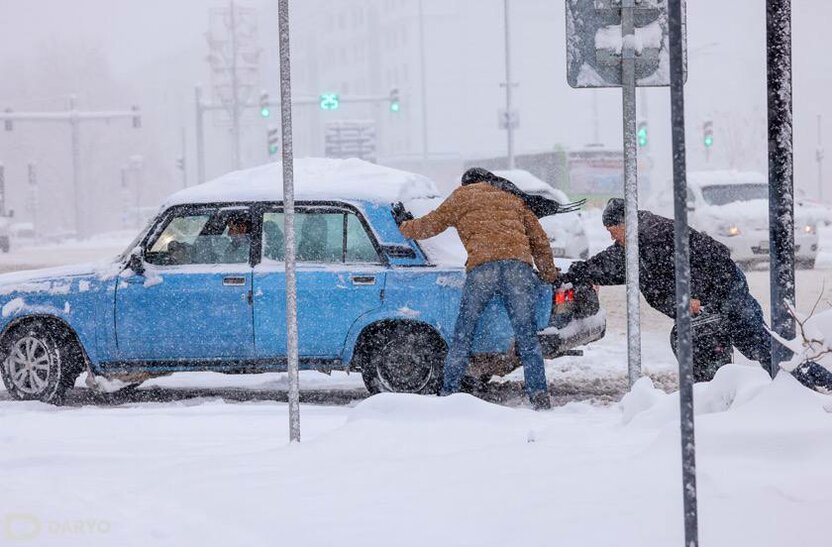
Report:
114,205,255,362
253,204,386,360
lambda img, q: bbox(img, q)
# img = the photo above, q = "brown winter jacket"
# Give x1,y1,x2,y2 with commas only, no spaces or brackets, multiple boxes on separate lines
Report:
400,183,558,283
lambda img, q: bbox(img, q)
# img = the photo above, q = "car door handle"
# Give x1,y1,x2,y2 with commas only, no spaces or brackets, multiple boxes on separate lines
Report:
223,276,247,287
351,276,376,286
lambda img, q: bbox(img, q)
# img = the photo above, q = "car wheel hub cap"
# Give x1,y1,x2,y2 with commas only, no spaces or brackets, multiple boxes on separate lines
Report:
6,336,51,395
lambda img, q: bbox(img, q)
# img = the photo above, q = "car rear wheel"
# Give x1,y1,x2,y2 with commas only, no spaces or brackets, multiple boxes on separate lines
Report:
1,322,82,404
359,324,445,395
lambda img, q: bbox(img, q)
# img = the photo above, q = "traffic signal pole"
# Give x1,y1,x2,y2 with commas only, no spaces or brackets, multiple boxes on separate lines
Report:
0,96,141,239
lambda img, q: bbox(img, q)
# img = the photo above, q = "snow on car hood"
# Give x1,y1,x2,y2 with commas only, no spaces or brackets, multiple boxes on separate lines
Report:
163,158,441,207
0,260,118,296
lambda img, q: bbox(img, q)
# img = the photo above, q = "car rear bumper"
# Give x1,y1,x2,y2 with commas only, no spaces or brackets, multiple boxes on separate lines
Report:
537,309,607,359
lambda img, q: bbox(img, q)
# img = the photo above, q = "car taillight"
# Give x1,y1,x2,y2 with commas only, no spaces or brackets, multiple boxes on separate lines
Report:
554,289,575,306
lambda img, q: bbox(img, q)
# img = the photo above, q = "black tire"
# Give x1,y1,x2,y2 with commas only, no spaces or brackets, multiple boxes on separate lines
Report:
359,323,445,395
0,321,83,404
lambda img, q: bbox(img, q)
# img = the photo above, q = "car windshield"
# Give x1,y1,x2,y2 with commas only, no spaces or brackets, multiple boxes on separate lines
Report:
118,217,156,261
700,183,768,206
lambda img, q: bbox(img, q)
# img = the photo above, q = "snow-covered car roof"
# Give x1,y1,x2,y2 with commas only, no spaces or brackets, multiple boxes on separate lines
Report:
687,170,766,188
163,158,441,208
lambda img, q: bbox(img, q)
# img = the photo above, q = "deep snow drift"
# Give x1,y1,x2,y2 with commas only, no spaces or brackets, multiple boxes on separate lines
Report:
1,364,831,547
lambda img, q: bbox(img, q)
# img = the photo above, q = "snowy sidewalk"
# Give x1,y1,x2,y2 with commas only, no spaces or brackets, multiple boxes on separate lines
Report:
2,364,831,547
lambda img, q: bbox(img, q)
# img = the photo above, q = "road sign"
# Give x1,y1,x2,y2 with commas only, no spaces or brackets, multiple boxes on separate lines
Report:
324,120,376,162
565,0,686,88
498,109,519,130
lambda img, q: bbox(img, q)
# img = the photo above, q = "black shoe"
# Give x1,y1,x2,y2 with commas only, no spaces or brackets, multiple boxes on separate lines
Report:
529,391,552,411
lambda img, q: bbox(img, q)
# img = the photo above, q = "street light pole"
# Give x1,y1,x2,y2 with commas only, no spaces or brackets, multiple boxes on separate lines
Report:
503,0,515,169
418,0,430,171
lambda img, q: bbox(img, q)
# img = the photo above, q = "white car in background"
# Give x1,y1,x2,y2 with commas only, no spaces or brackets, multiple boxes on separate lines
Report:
493,170,590,259
665,171,819,269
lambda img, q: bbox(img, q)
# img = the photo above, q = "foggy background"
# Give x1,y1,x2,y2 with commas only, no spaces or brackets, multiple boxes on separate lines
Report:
0,0,828,237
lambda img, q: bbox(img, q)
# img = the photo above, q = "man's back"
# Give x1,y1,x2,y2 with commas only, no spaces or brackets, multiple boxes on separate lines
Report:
400,183,557,282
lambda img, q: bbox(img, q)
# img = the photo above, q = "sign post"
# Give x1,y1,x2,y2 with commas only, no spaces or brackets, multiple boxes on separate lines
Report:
278,0,301,443
566,0,686,388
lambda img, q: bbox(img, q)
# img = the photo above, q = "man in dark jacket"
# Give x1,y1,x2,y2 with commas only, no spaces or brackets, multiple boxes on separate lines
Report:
564,198,773,375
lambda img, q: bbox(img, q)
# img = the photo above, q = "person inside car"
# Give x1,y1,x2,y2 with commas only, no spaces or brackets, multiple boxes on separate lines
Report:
563,198,774,380
399,168,559,410
222,216,251,264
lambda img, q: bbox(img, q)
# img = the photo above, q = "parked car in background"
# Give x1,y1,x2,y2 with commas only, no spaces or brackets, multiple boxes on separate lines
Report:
493,169,590,259
0,159,606,404
648,171,819,269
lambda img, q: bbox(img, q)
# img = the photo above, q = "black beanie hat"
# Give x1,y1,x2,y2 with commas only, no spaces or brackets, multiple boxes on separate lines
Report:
602,198,626,227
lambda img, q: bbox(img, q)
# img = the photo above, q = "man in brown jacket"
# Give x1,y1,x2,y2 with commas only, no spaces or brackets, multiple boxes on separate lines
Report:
400,170,558,410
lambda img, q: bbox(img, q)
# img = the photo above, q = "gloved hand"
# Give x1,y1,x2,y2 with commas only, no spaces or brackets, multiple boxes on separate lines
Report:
391,201,414,226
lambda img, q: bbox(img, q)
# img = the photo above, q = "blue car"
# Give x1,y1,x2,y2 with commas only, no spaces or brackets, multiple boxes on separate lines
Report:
0,162,606,403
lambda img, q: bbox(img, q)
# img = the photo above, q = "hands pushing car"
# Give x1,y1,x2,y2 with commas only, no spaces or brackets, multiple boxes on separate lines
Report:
0,159,605,404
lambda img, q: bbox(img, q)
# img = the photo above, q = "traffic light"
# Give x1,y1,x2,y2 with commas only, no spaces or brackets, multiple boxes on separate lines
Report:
131,106,141,129
4,108,12,131
259,91,271,118
319,93,340,111
389,88,400,113
176,157,185,170
703,120,714,148
637,121,648,148
267,127,280,156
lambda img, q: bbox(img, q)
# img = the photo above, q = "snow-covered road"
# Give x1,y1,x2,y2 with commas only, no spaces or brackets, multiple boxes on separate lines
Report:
1,365,831,546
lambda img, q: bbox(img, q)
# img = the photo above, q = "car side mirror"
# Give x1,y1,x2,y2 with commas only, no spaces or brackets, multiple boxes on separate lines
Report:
382,244,417,259
128,253,146,276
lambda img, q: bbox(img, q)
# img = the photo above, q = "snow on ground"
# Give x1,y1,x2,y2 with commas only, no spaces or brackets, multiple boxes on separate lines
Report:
2,365,831,546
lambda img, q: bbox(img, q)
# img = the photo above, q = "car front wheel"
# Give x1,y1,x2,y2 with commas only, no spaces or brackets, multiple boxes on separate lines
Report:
1,322,81,403
359,324,445,395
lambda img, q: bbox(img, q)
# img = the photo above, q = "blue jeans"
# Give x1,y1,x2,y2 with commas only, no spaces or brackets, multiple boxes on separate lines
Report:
442,260,548,396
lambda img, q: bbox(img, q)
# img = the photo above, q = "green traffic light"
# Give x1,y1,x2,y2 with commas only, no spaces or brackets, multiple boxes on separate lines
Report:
704,135,714,147
637,127,648,147
390,101,400,113
269,145,279,155
260,107,271,118
320,93,339,111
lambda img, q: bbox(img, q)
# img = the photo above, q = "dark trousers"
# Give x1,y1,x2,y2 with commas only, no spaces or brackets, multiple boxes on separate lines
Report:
716,264,773,370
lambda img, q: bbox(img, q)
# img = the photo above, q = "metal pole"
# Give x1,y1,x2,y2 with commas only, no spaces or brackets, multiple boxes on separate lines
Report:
621,0,641,388
817,114,824,202
195,86,206,185
229,0,242,170
0,164,5,216
69,95,83,239
669,1,699,544
278,0,301,443
767,0,794,377
181,127,188,188
27,162,38,237
418,0,430,171
503,0,515,169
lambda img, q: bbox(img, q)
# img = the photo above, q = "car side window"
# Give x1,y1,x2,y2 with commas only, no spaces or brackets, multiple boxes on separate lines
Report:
146,208,252,266
261,209,380,264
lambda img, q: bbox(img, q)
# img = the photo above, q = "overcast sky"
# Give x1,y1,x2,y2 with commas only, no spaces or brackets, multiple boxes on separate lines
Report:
0,0,830,222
